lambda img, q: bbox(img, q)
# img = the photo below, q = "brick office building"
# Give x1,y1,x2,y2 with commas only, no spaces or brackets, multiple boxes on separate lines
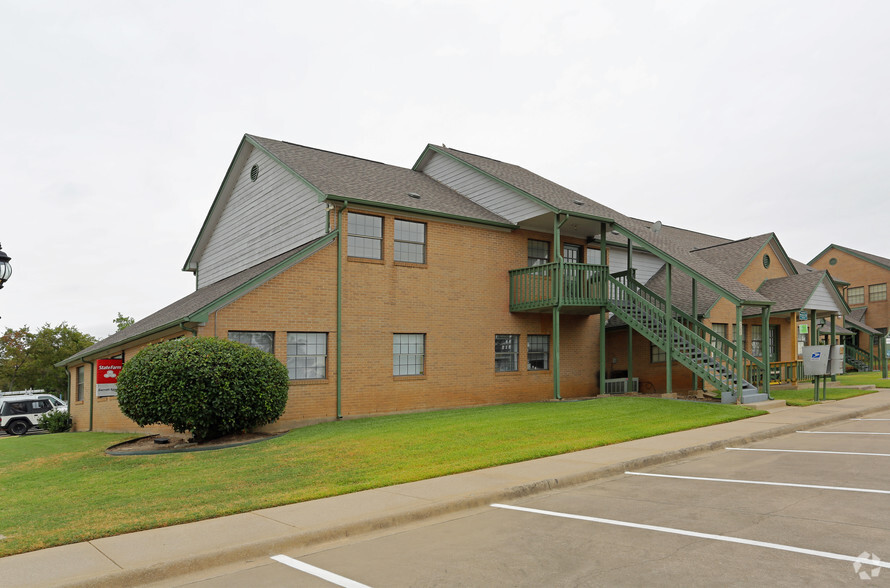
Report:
59,135,870,433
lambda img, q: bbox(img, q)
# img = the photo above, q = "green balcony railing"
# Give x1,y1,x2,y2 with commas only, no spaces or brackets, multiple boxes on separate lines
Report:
509,262,608,312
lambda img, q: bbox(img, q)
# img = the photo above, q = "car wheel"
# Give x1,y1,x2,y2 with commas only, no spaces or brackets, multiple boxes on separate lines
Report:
8,420,30,436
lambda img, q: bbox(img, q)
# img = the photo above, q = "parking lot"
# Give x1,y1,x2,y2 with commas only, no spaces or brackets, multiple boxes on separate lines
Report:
186,411,890,586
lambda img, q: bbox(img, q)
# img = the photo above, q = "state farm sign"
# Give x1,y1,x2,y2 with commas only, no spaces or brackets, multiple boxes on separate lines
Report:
96,359,123,397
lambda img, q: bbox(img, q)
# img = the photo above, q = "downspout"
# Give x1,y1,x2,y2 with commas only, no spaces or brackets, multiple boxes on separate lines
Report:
626,241,633,393
86,359,95,432
337,202,348,418
665,264,672,396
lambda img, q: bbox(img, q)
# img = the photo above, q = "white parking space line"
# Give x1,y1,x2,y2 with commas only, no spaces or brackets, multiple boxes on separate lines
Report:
797,430,890,435
727,447,890,457
625,471,890,495
271,555,372,588
491,504,890,570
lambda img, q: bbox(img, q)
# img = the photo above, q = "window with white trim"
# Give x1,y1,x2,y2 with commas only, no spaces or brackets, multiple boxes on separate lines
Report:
228,331,274,354
347,212,383,259
527,335,550,370
393,334,425,376
870,283,887,302
394,220,426,263
287,332,327,380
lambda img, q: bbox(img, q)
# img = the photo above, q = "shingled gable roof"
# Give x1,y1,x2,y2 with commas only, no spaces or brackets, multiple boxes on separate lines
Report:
809,244,890,272
600,219,732,251
844,311,881,335
742,271,847,317
421,145,624,223
420,145,767,306
247,136,512,226
690,234,778,278
59,236,334,366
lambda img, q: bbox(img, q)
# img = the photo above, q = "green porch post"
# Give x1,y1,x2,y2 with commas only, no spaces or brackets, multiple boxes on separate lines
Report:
600,307,607,395
811,311,818,402
553,214,567,400
627,241,633,393
870,335,876,371
761,306,770,398
830,315,837,382
665,264,672,395
736,305,744,403
880,334,887,380
692,279,698,393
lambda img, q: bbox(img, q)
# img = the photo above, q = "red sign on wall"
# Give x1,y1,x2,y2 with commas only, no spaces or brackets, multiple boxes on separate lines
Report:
96,359,123,397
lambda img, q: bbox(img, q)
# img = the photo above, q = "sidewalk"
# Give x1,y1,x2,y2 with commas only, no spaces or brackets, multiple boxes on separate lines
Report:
5,392,890,588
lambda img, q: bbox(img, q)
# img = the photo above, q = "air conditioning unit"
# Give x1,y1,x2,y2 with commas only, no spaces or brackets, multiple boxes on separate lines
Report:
603,378,639,395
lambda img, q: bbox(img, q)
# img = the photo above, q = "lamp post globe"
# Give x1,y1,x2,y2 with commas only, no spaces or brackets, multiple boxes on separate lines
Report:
0,244,11,290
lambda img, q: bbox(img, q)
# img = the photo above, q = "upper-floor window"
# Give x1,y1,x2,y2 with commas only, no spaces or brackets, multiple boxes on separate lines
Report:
394,220,426,264
528,240,549,267
870,283,887,302
848,286,865,305
348,212,383,259
287,332,327,380
228,331,274,354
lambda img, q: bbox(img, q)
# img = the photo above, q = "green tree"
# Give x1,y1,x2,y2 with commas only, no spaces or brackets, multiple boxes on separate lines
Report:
0,323,96,398
113,312,135,332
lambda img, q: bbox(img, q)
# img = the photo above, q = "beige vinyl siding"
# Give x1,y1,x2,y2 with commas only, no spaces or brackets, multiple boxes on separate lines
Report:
420,152,548,223
197,150,327,288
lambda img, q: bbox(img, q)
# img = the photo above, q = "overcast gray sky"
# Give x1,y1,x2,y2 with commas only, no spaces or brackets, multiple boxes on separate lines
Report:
1,0,888,339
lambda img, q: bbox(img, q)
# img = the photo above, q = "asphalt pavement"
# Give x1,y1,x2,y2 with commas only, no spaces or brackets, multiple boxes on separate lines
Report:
3,390,890,587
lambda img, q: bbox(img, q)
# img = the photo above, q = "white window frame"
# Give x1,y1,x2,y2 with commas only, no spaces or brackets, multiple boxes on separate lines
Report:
495,334,519,372
394,219,426,264
393,334,425,376
228,331,274,354
347,212,383,259
287,332,327,380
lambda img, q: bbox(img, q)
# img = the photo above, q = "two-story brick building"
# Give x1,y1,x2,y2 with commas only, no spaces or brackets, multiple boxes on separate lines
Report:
58,134,876,433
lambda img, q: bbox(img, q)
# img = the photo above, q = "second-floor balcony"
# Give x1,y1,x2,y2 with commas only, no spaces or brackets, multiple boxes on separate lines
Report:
509,262,609,314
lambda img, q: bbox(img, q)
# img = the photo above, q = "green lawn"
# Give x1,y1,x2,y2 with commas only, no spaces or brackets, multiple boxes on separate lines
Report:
0,397,763,557
769,371,889,406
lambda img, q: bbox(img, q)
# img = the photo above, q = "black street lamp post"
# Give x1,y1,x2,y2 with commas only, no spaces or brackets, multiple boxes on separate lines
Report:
0,243,11,289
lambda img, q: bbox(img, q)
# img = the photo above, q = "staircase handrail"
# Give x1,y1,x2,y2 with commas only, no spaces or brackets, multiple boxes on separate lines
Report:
622,276,766,384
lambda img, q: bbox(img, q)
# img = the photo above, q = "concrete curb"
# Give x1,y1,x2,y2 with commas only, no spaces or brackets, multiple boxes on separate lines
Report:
62,397,890,588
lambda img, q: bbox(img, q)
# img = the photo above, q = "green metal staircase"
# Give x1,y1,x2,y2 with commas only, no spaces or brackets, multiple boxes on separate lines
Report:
606,275,768,404
844,345,872,372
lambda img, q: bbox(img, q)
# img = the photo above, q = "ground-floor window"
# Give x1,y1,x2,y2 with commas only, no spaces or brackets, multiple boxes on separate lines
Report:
527,335,550,370
393,334,424,376
287,332,327,380
228,331,274,354
651,343,666,363
76,366,84,402
495,334,519,372
751,325,763,357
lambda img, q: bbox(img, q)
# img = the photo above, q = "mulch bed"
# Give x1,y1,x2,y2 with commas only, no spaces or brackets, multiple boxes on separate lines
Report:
106,432,280,455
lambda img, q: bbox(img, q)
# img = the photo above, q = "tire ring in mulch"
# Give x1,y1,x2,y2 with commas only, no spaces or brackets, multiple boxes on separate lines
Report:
106,432,285,456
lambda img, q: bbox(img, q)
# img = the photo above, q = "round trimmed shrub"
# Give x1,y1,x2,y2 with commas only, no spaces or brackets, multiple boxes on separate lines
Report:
117,337,289,441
